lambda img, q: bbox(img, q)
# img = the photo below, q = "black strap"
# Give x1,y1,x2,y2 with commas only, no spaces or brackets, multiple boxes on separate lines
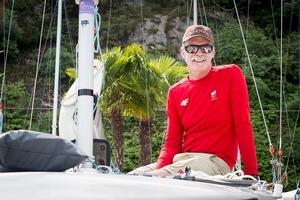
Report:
78,89,93,96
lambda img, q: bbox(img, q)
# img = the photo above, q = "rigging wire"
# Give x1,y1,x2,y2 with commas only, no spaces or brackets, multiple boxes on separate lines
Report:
23,0,58,129
242,0,251,74
105,0,112,50
269,0,298,183
140,0,152,159
187,0,193,25
197,0,202,25
1,0,15,102
281,0,299,181
278,0,283,158
212,0,234,12
200,0,208,26
63,0,76,68
270,0,281,61
232,0,273,152
1,0,5,87
29,0,47,130
170,0,181,57
282,0,300,186
37,0,55,132
199,1,216,66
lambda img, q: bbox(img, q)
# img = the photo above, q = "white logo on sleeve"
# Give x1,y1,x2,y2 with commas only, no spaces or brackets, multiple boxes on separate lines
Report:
211,90,218,101
180,98,189,106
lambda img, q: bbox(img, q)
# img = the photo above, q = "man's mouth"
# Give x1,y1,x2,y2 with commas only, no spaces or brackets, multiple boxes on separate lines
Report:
192,56,206,62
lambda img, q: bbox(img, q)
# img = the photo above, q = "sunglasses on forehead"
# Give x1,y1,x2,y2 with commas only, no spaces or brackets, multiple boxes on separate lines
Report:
184,44,214,54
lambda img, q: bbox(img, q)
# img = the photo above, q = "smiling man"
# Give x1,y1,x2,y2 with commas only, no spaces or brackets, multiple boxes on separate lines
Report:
129,25,258,178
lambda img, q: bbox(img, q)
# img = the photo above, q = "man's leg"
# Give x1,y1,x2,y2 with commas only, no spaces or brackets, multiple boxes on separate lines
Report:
127,162,158,175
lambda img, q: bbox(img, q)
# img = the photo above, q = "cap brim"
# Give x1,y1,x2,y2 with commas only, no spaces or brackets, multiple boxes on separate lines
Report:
183,35,214,44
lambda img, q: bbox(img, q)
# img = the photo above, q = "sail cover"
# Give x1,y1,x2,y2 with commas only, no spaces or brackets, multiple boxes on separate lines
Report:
59,59,105,141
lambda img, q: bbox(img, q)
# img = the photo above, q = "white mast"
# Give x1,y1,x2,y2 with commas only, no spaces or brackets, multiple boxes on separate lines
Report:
75,0,98,163
52,0,63,135
193,0,197,25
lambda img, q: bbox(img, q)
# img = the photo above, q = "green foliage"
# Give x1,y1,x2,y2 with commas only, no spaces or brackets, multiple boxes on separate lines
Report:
100,43,186,168
31,111,52,133
103,111,167,172
65,67,76,80
40,44,75,81
0,8,23,58
3,80,29,131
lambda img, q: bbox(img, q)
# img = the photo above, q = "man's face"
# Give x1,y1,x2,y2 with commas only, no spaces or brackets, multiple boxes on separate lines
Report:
180,37,215,80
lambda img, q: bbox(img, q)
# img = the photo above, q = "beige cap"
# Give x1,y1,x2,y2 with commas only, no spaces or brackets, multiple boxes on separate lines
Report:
182,24,214,44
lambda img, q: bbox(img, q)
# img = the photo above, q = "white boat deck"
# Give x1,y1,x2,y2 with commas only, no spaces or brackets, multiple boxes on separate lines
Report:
0,171,277,200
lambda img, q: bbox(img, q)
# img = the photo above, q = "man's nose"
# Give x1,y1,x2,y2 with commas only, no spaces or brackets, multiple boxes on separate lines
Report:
195,49,204,56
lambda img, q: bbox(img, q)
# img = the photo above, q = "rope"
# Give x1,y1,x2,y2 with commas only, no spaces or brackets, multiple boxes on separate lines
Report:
29,0,47,130
74,158,120,174
232,0,273,150
94,6,102,56
1,0,15,102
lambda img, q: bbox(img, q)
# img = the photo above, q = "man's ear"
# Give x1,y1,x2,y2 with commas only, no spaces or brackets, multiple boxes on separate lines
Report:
211,48,216,58
179,46,185,59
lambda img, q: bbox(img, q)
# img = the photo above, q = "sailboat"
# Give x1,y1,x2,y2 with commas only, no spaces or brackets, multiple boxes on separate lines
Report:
0,0,298,199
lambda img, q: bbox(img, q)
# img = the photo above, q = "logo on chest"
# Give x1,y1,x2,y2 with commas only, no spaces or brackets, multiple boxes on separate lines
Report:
180,98,189,106
210,90,218,101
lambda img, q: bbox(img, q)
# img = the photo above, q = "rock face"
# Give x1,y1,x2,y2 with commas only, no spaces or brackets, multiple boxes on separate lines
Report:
129,15,189,57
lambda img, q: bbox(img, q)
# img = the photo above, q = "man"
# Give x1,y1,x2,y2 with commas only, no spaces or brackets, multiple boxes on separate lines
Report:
129,24,258,177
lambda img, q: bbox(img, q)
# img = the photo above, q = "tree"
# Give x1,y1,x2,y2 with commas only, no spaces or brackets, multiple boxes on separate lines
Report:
101,46,128,170
101,43,187,167
3,80,29,131
119,45,187,166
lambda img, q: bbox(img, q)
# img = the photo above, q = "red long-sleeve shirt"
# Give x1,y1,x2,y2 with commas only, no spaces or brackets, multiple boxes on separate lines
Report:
157,64,258,175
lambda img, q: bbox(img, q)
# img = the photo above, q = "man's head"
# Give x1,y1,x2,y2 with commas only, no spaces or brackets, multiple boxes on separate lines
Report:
180,25,215,80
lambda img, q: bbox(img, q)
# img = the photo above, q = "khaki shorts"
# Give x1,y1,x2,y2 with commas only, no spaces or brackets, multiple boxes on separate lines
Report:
129,153,230,176
163,153,230,176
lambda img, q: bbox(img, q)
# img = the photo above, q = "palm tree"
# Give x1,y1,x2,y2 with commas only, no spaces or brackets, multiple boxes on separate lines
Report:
64,47,128,170
117,43,156,166
119,45,187,166
101,46,129,171
64,44,187,169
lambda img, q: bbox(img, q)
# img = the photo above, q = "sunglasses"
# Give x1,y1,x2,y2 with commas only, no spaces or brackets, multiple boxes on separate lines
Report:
184,44,214,54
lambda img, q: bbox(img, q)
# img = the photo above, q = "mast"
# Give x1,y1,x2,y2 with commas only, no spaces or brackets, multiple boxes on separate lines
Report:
52,0,63,135
75,0,98,164
193,0,197,25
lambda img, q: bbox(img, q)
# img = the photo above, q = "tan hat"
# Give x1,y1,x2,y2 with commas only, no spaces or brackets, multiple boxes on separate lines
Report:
182,24,214,44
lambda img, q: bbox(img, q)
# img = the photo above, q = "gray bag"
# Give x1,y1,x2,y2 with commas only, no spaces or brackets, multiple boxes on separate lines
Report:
0,130,88,171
